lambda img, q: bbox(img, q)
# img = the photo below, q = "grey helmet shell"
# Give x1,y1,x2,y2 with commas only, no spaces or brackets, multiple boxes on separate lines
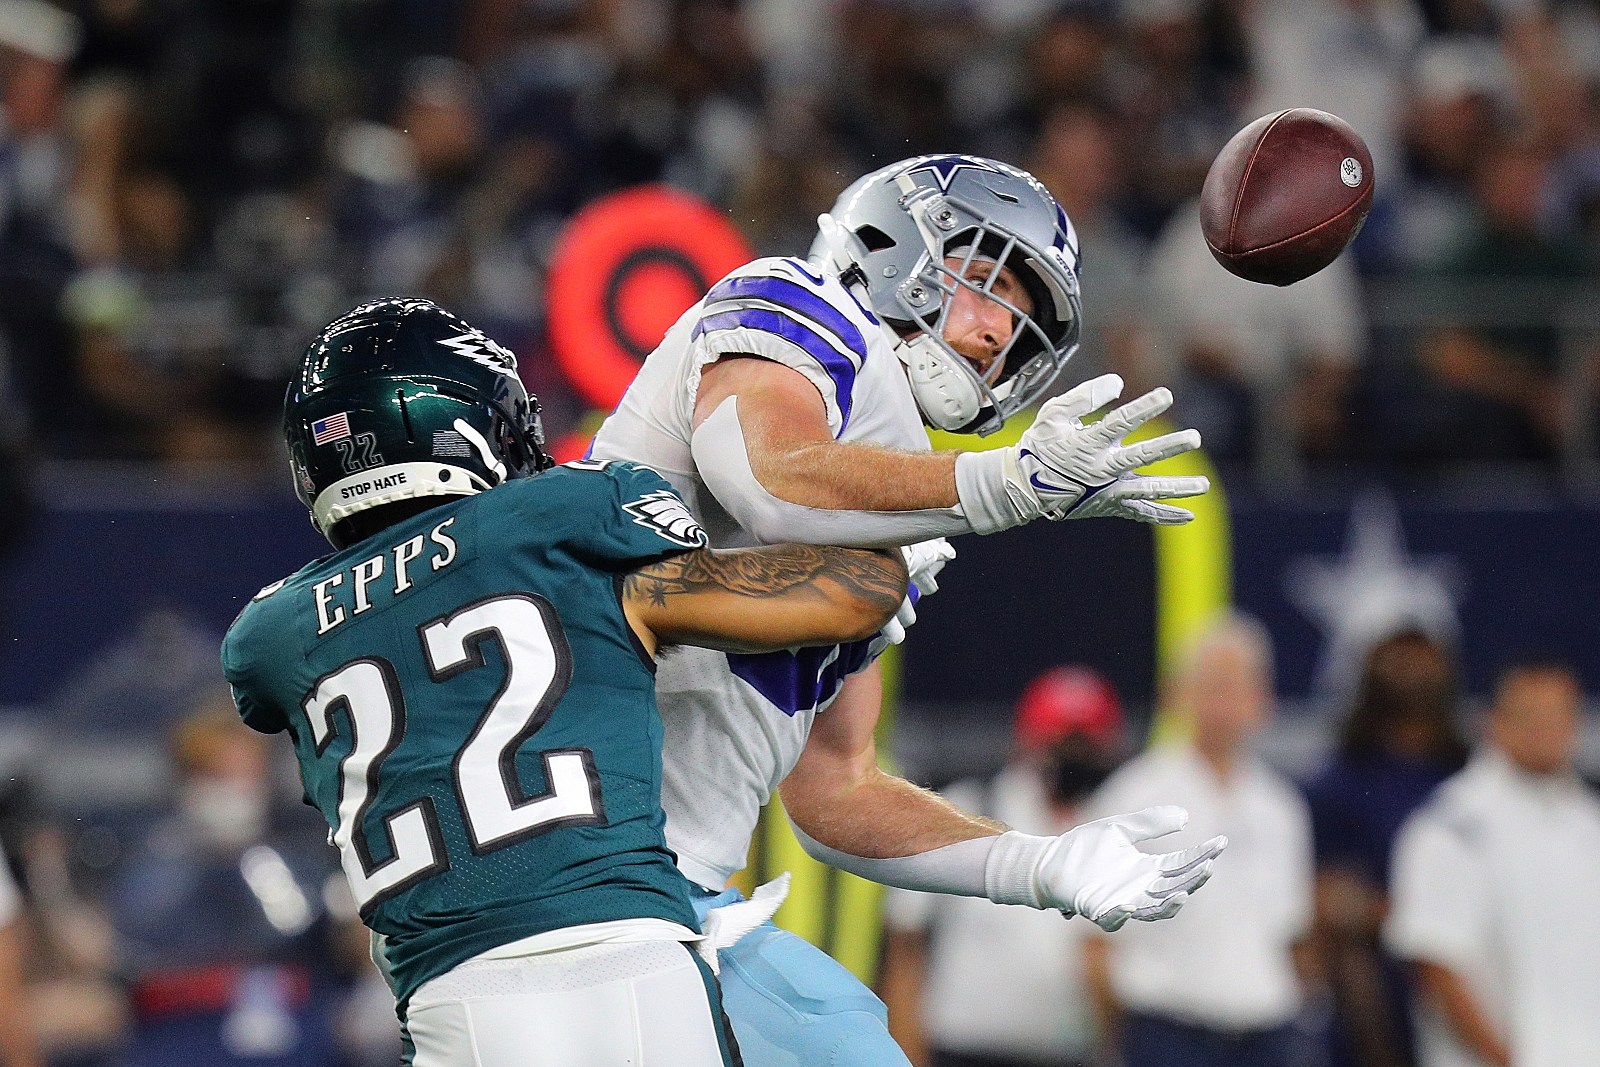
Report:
811,155,1083,435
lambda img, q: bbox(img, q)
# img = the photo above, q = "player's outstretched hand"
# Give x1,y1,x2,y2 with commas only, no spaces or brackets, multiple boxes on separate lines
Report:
877,538,956,647
1034,805,1227,932
1013,374,1209,525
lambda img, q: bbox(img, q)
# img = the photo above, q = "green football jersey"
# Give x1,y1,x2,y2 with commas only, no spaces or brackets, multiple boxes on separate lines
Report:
222,461,709,1010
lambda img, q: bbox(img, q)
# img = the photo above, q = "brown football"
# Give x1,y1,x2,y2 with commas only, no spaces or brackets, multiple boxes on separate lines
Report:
1200,108,1374,286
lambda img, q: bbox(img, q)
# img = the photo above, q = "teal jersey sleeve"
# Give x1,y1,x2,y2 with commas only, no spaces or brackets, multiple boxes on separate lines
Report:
221,580,298,735
227,680,286,735
498,461,707,572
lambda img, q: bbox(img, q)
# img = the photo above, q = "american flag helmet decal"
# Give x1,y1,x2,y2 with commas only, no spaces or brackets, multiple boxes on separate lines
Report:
311,412,351,445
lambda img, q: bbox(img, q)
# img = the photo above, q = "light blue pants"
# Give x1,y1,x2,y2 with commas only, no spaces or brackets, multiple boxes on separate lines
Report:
693,886,912,1067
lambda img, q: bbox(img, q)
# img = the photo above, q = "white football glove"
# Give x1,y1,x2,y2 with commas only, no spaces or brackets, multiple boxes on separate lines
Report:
984,805,1226,930
878,538,956,646
1037,806,1227,931
1010,374,1208,525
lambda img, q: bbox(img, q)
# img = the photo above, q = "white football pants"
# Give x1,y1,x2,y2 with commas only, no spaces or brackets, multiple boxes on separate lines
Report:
406,939,739,1066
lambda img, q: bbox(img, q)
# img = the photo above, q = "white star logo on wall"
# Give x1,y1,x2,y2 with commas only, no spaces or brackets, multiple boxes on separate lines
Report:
1285,491,1466,698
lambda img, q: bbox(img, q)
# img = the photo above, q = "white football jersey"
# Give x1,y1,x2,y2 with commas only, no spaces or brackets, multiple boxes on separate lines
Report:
589,256,930,889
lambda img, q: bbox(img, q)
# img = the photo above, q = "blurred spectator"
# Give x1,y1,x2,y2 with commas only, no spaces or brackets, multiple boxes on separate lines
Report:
1084,613,1315,1067
1539,4,1600,253
880,666,1128,1067
1144,196,1366,476
0,841,40,1067
973,3,1123,164
1385,658,1600,1067
1303,627,1469,1067
1027,99,1157,395
730,116,854,256
1498,3,1591,156
1414,0,1501,35
650,0,768,201
332,56,488,297
0,1,77,241
742,0,840,97
1241,0,1428,190
105,700,342,1067
0,0,81,445
3,0,1598,485
1380,38,1514,272
59,171,271,466
1115,0,1247,237
123,0,319,209
829,1,977,163
319,879,405,1067
1414,133,1596,466
16,821,127,1067
48,0,330,471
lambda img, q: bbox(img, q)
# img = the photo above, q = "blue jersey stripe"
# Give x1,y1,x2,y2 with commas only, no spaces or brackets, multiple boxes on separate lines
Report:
703,275,868,369
693,307,857,430
725,639,876,717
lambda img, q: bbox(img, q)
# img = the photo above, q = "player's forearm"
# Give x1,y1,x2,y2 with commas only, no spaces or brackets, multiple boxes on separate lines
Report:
753,439,959,512
787,763,1005,861
785,776,1076,908
782,684,1077,905
696,355,960,513
692,397,1028,545
625,545,907,653
783,762,1054,902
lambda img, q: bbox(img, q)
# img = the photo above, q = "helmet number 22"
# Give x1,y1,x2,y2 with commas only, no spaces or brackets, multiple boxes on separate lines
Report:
301,594,600,913
334,431,385,474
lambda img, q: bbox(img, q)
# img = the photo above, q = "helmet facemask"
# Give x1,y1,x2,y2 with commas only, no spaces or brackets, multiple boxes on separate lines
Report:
813,156,1084,436
889,187,1082,435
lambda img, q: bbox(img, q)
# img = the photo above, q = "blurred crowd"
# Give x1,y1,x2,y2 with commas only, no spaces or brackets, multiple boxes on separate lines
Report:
1,699,403,1067
885,620,1600,1067
4,2,1600,1066
2,0,1600,488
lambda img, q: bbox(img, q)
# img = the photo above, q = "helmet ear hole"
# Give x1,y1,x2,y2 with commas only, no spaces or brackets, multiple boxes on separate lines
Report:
855,225,896,252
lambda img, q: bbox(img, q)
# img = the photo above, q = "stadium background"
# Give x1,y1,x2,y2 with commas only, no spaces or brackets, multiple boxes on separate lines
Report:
1,0,1598,1064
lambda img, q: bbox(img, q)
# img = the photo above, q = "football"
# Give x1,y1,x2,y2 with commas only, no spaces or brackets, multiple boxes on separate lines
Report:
1200,108,1374,286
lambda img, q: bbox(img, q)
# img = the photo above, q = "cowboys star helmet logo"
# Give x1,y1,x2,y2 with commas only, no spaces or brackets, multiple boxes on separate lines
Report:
622,491,708,548
906,155,1003,192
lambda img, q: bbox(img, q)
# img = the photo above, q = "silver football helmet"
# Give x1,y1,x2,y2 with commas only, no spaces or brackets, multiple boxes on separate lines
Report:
811,155,1083,435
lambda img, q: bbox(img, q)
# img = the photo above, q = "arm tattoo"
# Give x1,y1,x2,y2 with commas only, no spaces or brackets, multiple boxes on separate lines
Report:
625,546,904,615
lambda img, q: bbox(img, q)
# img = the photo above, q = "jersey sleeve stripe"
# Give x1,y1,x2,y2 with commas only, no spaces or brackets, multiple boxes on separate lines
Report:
693,308,857,429
703,276,868,369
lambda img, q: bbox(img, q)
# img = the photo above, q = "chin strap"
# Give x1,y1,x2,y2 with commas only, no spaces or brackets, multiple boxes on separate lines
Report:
896,334,986,432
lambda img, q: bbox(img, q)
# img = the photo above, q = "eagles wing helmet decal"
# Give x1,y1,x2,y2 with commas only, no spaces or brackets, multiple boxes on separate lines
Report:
438,330,517,375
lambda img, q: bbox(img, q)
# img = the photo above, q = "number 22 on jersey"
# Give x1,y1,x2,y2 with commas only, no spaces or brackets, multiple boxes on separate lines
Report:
302,594,604,912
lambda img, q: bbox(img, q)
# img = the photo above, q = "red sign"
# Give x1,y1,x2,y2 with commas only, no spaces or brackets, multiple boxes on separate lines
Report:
547,185,755,410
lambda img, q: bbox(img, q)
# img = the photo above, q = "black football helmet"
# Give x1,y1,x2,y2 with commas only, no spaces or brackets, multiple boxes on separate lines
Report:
284,298,553,544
